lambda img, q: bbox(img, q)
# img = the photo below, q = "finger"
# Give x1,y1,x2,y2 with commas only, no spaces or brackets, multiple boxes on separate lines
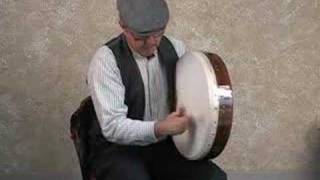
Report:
170,111,180,117
183,115,193,127
186,113,193,121
176,106,186,116
180,107,186,115
175,107,181,115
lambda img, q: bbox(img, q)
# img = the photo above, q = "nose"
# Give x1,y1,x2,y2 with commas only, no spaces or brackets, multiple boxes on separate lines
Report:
145,35,159,46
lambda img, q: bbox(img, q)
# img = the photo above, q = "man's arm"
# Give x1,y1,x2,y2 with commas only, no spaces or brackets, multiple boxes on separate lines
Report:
87,46,158,146
154,37,190,139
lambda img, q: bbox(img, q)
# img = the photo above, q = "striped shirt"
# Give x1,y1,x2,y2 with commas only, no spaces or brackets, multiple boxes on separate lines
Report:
87,36,186,146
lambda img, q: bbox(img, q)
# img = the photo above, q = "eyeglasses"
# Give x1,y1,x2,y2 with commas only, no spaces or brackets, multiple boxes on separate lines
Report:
128,29,165,42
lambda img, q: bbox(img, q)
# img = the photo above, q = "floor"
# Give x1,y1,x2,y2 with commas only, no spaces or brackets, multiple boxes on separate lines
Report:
1,170,319,180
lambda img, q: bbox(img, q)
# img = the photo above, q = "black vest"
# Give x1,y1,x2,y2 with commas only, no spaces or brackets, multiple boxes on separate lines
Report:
106,34,179,119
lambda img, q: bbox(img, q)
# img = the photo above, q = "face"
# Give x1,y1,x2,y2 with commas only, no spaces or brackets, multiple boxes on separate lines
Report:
122,27,165,57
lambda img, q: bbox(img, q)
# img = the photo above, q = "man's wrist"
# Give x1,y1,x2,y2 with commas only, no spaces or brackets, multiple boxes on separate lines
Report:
154,121,166,139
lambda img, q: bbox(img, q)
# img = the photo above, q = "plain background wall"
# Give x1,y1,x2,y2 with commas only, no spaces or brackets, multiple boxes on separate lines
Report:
0,0,319,178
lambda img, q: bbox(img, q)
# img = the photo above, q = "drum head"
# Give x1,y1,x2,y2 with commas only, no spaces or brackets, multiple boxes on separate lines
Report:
173,51,233,160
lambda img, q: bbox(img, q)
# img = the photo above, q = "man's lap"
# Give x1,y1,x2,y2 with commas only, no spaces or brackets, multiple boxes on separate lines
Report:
150,139,227,180
90,138,227,180
91,145,152,180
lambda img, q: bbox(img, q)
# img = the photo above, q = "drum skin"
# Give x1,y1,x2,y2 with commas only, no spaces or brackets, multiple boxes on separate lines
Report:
173,51,233,160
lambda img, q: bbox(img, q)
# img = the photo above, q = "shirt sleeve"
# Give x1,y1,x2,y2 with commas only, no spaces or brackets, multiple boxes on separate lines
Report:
87,46,158,146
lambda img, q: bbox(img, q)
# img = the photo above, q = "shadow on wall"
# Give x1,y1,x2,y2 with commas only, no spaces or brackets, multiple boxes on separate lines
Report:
305,114,320,180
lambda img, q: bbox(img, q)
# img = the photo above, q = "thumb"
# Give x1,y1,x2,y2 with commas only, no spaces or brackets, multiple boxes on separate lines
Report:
176,106,186,116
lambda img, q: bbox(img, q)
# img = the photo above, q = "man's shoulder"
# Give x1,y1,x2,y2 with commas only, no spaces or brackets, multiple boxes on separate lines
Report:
165,36,183,45
104,34,123,47
89,45,117,71
93,46,115,60
164,36,186,58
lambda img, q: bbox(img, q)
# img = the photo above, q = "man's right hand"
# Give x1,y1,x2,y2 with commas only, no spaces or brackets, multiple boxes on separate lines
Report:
154,107,191,139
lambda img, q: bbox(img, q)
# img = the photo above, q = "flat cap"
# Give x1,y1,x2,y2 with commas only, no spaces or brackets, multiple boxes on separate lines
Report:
117,0,169,36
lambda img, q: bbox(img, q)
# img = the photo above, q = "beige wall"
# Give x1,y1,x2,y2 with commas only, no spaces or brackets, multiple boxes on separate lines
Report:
0,0,319,177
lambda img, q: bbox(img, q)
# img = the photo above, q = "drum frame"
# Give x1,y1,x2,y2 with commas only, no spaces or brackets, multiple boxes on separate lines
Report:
201,52,233,159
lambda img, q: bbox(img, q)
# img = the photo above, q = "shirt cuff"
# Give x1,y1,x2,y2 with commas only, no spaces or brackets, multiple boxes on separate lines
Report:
140,121,158,143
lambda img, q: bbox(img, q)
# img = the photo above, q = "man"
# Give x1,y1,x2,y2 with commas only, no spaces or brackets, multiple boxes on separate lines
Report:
87,0,227,179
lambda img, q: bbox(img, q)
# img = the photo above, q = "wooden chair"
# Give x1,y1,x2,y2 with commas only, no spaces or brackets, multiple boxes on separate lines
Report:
70,96,96,180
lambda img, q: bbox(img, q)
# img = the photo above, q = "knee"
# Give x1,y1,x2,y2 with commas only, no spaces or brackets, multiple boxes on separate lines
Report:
218,169,228,180
211,163,228,180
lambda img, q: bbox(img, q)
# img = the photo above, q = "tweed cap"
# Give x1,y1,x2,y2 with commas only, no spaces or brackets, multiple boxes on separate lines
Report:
117,0,169,36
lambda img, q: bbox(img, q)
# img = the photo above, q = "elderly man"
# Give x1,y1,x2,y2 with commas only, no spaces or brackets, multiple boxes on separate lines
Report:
87,0,227,179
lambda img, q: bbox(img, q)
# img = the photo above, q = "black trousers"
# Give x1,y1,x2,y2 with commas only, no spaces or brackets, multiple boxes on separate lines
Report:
90,138,227,180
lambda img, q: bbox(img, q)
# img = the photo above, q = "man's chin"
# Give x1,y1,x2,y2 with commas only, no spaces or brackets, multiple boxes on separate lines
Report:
140,50,156,57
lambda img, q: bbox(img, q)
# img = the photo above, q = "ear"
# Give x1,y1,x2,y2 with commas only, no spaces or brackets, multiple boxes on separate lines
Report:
119,19,126,30
121,26,130,39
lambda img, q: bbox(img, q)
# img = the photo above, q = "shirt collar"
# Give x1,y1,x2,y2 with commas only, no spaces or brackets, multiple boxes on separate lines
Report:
127,44,158,61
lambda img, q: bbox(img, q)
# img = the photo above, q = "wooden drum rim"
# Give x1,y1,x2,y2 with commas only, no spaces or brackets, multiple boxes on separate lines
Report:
202,52,233,159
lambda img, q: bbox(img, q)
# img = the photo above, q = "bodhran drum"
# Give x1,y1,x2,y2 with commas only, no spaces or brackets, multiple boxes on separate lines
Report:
173,51,233,160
